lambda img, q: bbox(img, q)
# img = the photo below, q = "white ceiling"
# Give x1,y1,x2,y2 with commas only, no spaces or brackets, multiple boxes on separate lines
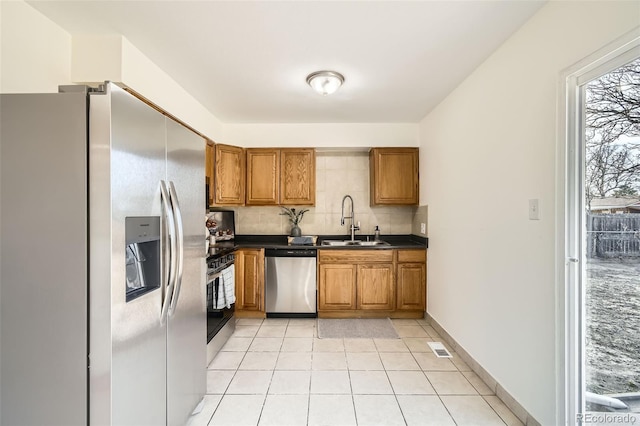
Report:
28,1,545,124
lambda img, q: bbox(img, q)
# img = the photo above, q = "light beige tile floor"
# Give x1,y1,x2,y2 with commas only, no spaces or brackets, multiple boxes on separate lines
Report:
187,318,523,426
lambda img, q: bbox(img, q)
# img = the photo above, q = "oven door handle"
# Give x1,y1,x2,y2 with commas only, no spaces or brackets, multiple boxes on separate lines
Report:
207,271,223,283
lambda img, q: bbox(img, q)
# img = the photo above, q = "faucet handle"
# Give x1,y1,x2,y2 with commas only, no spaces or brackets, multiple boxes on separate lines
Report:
354,221,360,231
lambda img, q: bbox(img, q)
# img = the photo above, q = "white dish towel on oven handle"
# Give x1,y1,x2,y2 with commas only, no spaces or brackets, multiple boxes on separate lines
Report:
221,264,235,308
213,275,224,309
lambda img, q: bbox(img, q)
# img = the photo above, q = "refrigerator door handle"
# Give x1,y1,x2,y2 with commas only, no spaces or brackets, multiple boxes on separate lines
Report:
168,181,184,316
160,180,176,324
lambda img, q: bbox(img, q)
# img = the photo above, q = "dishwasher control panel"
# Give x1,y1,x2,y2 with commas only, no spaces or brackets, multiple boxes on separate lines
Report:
264,248,317,258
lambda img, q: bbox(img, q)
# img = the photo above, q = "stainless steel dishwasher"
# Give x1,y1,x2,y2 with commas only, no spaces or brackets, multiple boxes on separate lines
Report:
265,248,317,318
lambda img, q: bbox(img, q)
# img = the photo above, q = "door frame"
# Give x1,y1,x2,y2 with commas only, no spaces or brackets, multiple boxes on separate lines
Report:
556,28,640,425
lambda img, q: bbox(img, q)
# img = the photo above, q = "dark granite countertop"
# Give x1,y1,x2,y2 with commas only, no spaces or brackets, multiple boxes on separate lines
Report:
207,234,427,259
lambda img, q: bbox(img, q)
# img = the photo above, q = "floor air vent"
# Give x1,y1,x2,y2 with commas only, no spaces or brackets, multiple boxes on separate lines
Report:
428,342,452,358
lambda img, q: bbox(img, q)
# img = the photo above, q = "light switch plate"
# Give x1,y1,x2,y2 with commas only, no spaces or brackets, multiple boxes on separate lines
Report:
529,199,540,220
420,223,426,234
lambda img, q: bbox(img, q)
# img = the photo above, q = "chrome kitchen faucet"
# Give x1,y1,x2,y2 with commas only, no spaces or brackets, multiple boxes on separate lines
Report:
341,194,360,242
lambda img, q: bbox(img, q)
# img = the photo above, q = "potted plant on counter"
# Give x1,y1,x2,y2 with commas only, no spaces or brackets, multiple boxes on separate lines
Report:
279,207,309,237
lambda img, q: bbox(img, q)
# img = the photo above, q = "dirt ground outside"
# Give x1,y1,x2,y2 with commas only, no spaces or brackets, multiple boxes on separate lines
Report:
586,258,640,395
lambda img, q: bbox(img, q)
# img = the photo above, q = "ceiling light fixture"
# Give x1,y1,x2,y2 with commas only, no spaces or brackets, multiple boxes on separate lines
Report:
306,70,345,96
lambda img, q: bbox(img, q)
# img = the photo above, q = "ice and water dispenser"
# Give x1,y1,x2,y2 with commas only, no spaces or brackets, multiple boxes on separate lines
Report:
125,216,161,302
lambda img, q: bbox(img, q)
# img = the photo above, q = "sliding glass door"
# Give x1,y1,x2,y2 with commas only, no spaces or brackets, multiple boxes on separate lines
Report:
565,38,639,424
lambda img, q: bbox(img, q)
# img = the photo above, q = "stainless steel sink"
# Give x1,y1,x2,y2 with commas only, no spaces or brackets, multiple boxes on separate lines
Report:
321,240,359,246
321,240,390,247
356,241,390,246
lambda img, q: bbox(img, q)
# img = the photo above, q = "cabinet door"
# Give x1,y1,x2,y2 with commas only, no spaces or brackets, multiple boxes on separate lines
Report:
318,264,356,310
370,148,419,205
281,149,315,205
396,263,425,311
246,149,280,205
357,264,394,310
235,249,264,311
205,141,215,207
214,144,245,205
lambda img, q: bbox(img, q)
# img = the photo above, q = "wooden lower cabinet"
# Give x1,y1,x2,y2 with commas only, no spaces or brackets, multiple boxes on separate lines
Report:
396,249,427,311
318,248,426,318
233,247,425,318
396,263,426,310
234,248,265,316
357,264,394,310
318,264,356,310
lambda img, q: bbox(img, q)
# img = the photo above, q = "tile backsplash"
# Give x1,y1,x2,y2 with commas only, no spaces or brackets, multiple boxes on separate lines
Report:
411,205,428,237
217,151,427,237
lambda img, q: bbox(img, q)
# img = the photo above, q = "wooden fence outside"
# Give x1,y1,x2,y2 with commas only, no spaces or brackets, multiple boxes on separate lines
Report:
587,213,640,258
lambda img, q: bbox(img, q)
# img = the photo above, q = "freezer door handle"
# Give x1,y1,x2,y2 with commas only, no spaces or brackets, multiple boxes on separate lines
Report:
160,180,176,324
168,181,184,316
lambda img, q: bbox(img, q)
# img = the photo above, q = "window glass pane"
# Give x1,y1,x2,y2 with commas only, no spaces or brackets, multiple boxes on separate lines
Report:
584,58,640,413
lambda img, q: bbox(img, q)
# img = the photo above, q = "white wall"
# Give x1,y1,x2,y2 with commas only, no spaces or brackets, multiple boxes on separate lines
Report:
0,2,73,409
0,1,72,92
419,2,640,424
0,1,417,150
3,1,69,411
72,35,225,142
0,1,224,142
223,123,418,148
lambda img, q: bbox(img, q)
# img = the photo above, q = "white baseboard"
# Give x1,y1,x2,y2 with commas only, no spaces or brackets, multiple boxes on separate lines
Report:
425,313,541,426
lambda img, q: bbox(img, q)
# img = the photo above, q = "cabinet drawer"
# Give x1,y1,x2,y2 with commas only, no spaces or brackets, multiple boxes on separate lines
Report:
318,249,393,263
396,249,426,263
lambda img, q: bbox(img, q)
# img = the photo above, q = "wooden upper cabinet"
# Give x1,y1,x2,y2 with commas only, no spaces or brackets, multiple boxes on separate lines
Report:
243,148,315,206
280,149,315,205
370,148,419,206
214,144,245,205
205,141,215,207
246,149,280,206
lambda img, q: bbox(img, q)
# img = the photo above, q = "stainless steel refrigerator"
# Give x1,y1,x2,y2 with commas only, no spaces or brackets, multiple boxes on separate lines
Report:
0,82,206,425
